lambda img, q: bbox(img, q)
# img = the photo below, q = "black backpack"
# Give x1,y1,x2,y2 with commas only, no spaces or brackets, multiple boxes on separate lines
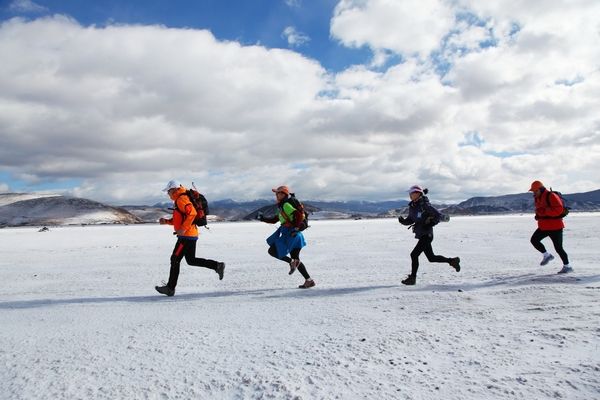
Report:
546,189,569,218
176,183,209,226
421,196,442,227
283,194,309,231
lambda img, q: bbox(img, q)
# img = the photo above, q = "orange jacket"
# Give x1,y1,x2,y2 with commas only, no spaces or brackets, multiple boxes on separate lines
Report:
164,187,199,238
534,189,565,231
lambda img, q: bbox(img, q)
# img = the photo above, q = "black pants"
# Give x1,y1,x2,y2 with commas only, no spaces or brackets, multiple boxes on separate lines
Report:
530,228,569,265
268,245,311,280
410,235,452,276
167,238,218,289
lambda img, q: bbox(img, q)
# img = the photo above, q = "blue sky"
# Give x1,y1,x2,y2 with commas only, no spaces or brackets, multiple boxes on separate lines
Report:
0,0,371,71
1,0,599,203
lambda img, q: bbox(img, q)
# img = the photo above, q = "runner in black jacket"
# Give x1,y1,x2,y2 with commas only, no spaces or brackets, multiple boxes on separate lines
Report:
398,185,460,285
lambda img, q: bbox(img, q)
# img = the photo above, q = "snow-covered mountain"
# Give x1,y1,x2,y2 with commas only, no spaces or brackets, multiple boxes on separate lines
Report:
0,193,141,227
0,192,61,206
3,189,600,227
445,189,600,215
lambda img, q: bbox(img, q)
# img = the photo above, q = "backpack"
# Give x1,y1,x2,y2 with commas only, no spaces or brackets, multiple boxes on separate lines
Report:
423,206,441,227
176,183,209,226
546,189,569,218
283,194,309,231
420,194,442,226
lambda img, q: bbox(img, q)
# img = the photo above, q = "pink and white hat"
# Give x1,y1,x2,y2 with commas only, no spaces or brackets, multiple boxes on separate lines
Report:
408,185,424,194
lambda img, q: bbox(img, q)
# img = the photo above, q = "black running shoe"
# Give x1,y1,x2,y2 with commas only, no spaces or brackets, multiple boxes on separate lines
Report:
450,257,461,272
155,285,175,297
216,262,225,280
401,275,416,285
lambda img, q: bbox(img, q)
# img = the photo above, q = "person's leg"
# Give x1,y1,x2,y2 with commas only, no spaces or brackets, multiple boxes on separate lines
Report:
531,229,555,265
167,239,187,289
530,228,549,253
183,239,225,279
548,230,569,265
268,245,291,263
292,248,315,288
291,248,311,280
421,236,451,264
183,240,219,270
410,237,429,277
421,236,460,271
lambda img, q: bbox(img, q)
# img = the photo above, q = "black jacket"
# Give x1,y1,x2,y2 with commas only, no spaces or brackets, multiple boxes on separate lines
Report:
399,195,440,238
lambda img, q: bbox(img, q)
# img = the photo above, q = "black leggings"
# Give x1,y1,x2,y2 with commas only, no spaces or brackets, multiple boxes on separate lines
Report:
167,238,219,289
268,245,311,280
410,235,452,276
530,228,569,265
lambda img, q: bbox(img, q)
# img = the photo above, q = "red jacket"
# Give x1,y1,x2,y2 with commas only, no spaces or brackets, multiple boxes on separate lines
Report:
534,189,565,231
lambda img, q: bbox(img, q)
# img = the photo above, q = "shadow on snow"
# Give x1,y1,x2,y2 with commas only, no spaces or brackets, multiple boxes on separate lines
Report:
0,285,398,310
417,273,600,292
2,274,598,310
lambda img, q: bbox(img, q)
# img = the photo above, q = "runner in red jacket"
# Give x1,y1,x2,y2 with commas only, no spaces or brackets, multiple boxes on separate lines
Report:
529,180,572,274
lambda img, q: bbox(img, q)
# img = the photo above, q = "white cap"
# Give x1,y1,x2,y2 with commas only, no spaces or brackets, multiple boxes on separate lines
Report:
162,180,181,192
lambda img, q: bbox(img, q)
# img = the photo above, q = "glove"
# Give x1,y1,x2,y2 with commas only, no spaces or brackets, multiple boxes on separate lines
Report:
398,216,406,224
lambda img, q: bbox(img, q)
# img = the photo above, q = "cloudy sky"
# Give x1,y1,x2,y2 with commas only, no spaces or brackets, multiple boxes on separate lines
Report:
0,0,599,204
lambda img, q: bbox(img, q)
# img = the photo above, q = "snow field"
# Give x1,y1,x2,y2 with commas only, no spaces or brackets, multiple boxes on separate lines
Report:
1,214,599,399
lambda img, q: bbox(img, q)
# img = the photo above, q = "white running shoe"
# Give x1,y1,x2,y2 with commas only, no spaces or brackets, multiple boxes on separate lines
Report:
557,265,573,274
540,253,555,266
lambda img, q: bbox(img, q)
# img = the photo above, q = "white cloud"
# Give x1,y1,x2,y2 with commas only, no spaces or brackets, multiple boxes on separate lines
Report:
1,0,599,204
282,26,310,47
8,0,47,13
284,0,302,8
331,0,455,57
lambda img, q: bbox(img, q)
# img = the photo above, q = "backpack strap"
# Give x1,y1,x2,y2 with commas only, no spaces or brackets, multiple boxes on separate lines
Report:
174,193,193,215
544,190,561,209
279,200,295,225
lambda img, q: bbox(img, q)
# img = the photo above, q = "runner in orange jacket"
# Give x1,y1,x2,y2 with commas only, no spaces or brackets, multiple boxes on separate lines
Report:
155,180,225,296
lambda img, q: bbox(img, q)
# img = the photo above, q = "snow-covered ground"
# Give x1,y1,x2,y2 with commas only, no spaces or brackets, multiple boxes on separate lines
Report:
1,214,599,399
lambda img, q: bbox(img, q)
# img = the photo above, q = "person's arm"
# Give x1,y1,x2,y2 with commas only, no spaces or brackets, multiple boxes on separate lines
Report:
159,217,173,225
177,197,196,232
398,215,414,225
260,214,279,224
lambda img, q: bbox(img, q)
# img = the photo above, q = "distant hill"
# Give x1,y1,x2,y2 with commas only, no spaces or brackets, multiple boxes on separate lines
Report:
0,194,141,227
442,189,600,215
2,189,599,227
144,199,409,222
305,200,409,215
